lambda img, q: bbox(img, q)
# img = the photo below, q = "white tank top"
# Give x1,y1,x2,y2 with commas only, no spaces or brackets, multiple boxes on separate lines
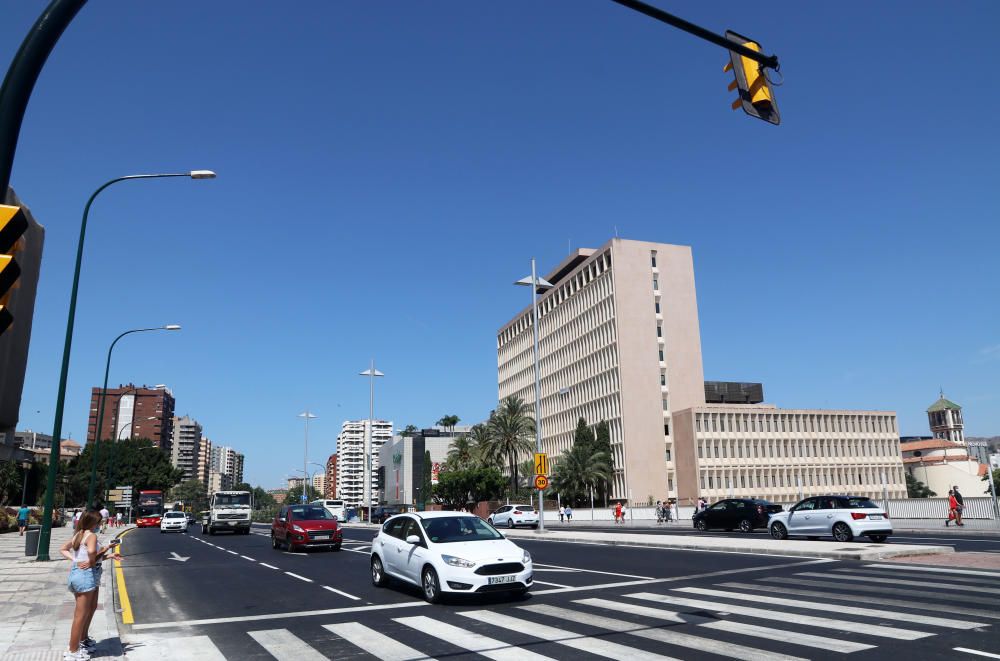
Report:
73,531,93,564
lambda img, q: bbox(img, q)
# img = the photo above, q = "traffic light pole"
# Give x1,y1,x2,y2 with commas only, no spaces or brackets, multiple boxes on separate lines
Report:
609,0,779,70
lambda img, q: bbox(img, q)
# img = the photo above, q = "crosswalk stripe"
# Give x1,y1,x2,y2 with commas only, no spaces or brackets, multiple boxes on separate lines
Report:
867,563,1000,578
716,581,1000,620
327,622,431,661
756,576,1000,607
832,567,1000,585
675,587,987,630
625,592,932,640
248,629,327,660
124,635,226,660
523,602,805,661
699,620,875,653
457,610,679,660
795,571,1000,595
955,647,1000,659
395,615,554,660
573,597,693,623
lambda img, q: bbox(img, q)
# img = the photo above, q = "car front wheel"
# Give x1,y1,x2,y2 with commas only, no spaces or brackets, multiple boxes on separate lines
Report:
507,519,514,529
832,522,854,542
371,555,387,587
770,522,788,540
271,534,280,549
695,519,708,532
422,566,442,604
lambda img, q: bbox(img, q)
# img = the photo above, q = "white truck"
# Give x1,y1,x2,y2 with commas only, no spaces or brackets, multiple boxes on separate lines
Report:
202,490,253,535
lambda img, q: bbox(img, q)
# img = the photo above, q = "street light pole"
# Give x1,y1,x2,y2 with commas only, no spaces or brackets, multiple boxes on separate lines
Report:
20,460,31,505
298,411,317,504
359,361,384,523
37,170,215,561
516,258,553,533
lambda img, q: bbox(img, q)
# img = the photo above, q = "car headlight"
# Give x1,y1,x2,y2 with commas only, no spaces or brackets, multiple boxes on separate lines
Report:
522,549,532,564
291,524,305,533
441,554,476,568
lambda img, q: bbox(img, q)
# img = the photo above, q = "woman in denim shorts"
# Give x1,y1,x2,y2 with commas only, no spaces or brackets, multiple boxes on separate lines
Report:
60,511,101,660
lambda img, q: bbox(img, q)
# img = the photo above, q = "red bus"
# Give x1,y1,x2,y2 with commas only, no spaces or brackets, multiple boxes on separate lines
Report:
136,490,164,528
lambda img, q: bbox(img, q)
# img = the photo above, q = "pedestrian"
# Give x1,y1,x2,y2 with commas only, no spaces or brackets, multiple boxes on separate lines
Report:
621,503,628,523
60,510,101,660
698,497,708,512
946,489,957,526
99,506,110,534
564,506,572,522
17,504,30,536
953,486,965,526
655,500,663,524
72,509,81,527
668,500,676,523
614,501,623,524
559,505,565,523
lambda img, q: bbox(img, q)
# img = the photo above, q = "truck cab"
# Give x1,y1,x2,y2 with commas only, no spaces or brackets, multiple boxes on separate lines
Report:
202,490,253,535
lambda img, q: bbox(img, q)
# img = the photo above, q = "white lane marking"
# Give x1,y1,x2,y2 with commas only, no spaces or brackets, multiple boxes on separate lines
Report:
248,629,327,660
241,555,256,561
226,550,239,555
531,580,571,588
627,592,932,640
322,585,361,600
796,571,1000,594
955,648,1000,659
833,567,999,586
700,620,875,654
573,597,692,623
133,600,430,630
259,563,279,570
328,622,432,661
533,568,582,573
866,563,1000,578
522,603,804,661
519,537,838,560
124,634,226,660
457,610,678,661
677,587,987,630
396,615,553,660
284,572,313,583
532,562,652,579
342,547,371,555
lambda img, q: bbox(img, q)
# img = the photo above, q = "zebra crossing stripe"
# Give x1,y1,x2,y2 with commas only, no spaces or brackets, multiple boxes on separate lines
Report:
522,603,805,661
572,597,705,624
457,610,678,661
675,587,987,630
756,576,1000,607
626,592,932,640
954,647,1000,659
248,629,327,660
124,635,225,660
867,564,1000,578
395,616,554,660
833,567,1000,586
327,622,431,661
795,572,1000,595
699,621,875,654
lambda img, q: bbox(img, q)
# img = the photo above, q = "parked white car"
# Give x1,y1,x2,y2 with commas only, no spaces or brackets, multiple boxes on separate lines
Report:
370,512,533,603
768,495,892,543
160,511,189,533
487,504,539,529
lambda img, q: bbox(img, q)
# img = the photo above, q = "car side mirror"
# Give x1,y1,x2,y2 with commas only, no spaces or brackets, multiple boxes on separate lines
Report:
278,517,286,523
405,534,421,545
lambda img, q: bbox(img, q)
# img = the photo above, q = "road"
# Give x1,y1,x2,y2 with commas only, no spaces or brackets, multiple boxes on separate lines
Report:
112,522,1000,660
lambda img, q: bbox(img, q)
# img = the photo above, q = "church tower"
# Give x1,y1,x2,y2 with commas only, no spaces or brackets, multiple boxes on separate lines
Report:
927,391,964,444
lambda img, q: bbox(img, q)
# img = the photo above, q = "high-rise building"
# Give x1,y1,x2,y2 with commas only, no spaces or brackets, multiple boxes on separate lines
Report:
312,473,327,496
287,476,304,490
170,416,202,482
336,420,393,508
196,436,212,488
325,453,338,499
210,445,244,487
87,383,175,451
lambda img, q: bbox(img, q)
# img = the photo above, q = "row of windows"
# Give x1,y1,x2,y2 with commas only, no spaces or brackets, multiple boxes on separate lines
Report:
699,465,906,491
696,437,901,460
696,412,897,435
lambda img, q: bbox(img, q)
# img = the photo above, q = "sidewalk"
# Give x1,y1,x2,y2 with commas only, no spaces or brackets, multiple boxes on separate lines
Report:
0,524,131,661
537,517,1000,535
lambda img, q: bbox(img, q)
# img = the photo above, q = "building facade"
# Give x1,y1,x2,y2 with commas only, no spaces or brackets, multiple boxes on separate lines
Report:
312,473,327,497
378,432,452,507
325,453,338,499
336,419,393,508
196,436,212,489
900,394,985,496
170,416,202,482
87,384,175,450
927,394,965,444
210,445,244,488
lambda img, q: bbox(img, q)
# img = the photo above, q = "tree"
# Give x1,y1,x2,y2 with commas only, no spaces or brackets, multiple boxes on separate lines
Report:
551,444,612,507
63,438,183,508
487,396,535,496
593,421,613,505
983,468,1000,497
171,479,208,511
445,435,475,471
433,467,506,509
437,415,460,434
573,418,596,457
252,486,276,508
467,424,495,469
285,484,321,504
906,472,936,498
421,450,433,509
400,425,418,438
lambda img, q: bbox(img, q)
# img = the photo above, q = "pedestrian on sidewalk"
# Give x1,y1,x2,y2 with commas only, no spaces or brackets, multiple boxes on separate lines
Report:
564,506,572,522
17,504,30,535
559,505,565,523
98,506,109,534
614,502,623,524
115,511,122,528
953,486,965,526
655,501,664,524
946,490,957,526
60,510,101,660
80,514,121,656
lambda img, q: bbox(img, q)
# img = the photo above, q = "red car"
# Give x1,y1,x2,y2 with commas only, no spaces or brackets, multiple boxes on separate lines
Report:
271,504,342,552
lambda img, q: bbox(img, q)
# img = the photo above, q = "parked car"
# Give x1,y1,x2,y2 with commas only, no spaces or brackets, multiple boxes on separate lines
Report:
372,507,401,524
271,504,343,552
692,498,782,532
370,511,533,603
768,495,892,543
160,511,189,533
487,504,539,529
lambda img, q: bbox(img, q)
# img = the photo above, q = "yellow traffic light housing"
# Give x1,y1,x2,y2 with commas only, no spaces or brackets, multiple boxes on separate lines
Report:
724,30,780,125
0,204,28,335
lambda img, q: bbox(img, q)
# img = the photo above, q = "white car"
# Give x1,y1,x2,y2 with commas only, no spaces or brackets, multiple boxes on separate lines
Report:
768,495,893,543
160,511,189,533
370,512,533,603
487,504,539,529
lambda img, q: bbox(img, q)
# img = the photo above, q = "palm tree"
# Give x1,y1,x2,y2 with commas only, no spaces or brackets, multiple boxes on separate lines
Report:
551,444,612,506
400,425,418,438
437,415,460,434
487,396,535,496
467,424,494,470
445,435,475,471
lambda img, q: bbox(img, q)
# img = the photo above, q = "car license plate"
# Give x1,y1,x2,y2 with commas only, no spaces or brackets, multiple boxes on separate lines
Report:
868,514,883,520
313,534,330,540
488,575,516,585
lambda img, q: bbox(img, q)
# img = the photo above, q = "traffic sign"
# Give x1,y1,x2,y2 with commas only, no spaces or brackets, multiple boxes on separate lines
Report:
534,475,549,490
534,453,548,476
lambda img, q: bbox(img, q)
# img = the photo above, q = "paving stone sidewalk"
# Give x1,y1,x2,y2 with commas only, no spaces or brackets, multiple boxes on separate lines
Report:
0,524,130,661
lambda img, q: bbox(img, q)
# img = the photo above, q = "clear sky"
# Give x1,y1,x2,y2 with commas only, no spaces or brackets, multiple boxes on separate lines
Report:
2,2,997,489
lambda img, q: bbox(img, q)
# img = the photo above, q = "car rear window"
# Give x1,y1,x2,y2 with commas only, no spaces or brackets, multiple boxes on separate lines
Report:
513,505,534,510
843,498,879,509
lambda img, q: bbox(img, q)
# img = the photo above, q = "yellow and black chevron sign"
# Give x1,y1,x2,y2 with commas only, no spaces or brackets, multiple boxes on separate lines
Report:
0,204,29,335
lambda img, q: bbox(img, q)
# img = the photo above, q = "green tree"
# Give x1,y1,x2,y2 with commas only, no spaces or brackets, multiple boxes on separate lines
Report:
0,460,19,505
400,425,419,438
64,439,182,507
551,444,612,507
982,468,1000,496
445,435,475,471
433,467,506,509
906,472,936,498
467,424,495,469
285,484,321,504
171,479,208,511
593,420,613,505
573,418,596,456
487,396,535,496
252,486,276,508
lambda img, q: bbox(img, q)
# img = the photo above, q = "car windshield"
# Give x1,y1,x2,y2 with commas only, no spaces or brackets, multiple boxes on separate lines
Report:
214,493,251,508
845,498,880,509
164,512,186,519
290,506,333,520
422,516,504,543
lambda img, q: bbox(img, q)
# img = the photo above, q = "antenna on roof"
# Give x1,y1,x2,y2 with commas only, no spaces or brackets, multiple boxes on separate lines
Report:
940,387,944,398
614,225,619,238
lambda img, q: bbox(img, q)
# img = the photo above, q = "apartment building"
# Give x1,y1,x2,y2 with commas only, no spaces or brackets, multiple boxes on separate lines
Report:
210,445,244,487
196,437,212,488
170,416,202,481
87,384,175,450
336,419,393,508
312,473,327,497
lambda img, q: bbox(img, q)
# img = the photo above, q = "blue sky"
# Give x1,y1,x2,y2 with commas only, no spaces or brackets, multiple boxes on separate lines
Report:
2,2,997,489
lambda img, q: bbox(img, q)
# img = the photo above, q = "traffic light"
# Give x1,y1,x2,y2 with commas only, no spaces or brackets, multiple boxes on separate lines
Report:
723,30,779,125
0,204,28,335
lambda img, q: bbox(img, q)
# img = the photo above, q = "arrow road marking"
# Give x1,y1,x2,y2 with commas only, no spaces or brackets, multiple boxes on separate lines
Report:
168,552,190,562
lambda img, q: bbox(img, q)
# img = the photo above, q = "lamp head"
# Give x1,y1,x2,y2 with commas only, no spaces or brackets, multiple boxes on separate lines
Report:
164,324,181,331
189,170,216,179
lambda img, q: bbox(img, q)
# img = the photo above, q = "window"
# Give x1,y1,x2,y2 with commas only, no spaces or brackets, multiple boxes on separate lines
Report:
658,350,664,361
656,325,662,338
653,278,659,290
655,302,661,314
651,252,657,267
664,423,670,436
660,374,666,386
664,449,671,461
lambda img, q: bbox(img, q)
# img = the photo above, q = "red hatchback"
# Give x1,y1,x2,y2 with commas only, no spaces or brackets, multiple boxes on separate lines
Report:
271,504,342,552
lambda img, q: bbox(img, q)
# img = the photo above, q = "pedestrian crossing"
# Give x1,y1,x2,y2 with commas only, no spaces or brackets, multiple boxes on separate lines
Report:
149,563,1000,659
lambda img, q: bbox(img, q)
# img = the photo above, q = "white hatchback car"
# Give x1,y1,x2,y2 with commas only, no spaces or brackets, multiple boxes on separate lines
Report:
768,495,892,543
487,504,539,529
371,512,533,603
160,511,189,533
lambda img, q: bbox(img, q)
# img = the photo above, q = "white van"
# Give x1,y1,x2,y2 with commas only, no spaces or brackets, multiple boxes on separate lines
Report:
312,499,346,521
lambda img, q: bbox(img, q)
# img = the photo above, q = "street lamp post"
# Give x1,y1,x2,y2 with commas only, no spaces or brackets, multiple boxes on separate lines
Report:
359,361,384,523
88,325,181,507
37,170,215,561
298,411,317,504
20,459,32,505
515,258,553,532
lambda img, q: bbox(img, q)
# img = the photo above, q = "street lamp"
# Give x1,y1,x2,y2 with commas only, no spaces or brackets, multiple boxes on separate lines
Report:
359,361,384,523
515,258,553,532
298,411,317,504
20,459,32,505
38,170,215,561
88,325,182,506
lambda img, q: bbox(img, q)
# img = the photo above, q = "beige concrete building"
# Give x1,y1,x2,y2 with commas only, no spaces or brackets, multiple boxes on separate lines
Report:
498,239,705,502
672,405,907,503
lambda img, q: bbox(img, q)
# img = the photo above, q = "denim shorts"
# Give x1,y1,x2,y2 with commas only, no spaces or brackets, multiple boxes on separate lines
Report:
67,566,97,594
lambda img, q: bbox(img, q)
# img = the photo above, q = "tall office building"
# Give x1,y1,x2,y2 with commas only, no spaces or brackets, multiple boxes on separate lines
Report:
210,445,245,487
87,384,175,451
336,420,393,508
196,436,212,488
325,453,338,499
170,416,202,481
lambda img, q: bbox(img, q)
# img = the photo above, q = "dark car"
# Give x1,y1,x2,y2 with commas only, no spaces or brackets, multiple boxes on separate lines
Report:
271,504,343,552
371,507,401,524
693,498,782,532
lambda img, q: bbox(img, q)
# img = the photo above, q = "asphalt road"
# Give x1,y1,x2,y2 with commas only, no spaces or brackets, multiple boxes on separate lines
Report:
113,522,1000,660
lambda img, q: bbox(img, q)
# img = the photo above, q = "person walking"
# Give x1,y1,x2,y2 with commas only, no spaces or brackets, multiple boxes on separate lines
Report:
17,504,30,536
115,511,122,528
953,486,965,526
98,506,110,534
614,502,623,525
559,505,565,523
946,490,957,526
564,505,572,522
655,501,664,524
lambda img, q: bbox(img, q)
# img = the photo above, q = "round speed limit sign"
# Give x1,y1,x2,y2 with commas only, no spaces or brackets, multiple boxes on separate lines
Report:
534,475,549,490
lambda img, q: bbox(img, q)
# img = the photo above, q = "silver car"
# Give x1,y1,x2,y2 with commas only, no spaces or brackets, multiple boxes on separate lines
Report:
768,495,892,543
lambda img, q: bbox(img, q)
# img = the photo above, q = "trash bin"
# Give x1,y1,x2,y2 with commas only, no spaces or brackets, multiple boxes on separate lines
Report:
24,526,40,556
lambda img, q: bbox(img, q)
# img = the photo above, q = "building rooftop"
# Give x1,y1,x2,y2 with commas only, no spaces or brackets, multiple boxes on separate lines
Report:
927,396,961,412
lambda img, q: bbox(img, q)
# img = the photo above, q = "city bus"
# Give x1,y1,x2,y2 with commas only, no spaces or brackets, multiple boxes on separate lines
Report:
312,499,346,521
136,490,165,528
